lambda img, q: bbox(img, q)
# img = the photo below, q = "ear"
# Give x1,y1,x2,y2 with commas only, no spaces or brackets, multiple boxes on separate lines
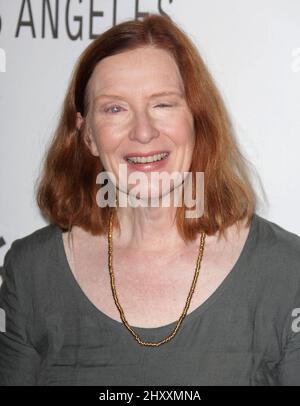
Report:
76,112,99,157
76,112,84,131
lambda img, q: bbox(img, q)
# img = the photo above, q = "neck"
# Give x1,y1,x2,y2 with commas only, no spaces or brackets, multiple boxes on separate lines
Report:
113,203,186,252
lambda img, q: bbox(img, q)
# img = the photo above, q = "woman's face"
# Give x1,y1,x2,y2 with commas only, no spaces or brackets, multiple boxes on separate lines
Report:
81,46,195,203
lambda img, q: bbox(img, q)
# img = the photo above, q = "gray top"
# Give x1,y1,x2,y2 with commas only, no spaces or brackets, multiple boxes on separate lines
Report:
1,213,300,386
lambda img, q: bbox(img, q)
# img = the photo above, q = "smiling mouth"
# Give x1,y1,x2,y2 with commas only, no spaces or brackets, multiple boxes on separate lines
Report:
125,152,169,164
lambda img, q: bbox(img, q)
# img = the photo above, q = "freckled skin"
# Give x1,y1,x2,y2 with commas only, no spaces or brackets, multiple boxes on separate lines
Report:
77,46,195,203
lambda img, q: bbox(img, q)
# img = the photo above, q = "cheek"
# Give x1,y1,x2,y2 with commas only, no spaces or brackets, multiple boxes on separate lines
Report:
169,116,195,147
92,122,122,154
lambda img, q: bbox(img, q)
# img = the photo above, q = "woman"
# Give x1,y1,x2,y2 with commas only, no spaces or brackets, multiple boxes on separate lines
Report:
0,14,300,386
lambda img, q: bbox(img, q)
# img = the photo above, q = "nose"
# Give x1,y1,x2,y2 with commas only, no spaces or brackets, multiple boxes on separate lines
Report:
128,109,159,143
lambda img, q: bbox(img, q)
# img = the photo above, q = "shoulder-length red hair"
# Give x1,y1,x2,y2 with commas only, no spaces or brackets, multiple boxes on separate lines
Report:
35,13,262,241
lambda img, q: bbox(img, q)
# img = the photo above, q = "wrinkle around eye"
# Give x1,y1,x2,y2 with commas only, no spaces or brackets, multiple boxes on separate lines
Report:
101,102,178,115
155,103,173,108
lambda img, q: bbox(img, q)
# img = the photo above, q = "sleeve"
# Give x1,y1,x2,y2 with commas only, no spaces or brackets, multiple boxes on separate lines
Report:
0,242,40,385
276,286,300,385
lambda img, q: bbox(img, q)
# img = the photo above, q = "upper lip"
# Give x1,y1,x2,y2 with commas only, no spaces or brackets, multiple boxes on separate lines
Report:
124,150,169,159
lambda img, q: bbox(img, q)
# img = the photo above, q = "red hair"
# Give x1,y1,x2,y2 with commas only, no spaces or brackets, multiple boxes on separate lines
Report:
35,13,262,241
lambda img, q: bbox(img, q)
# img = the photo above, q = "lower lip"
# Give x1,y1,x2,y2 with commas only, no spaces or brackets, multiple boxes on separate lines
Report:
124,154,170,172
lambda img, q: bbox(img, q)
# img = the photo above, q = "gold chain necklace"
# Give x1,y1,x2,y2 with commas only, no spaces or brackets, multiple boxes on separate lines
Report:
107,209,206,347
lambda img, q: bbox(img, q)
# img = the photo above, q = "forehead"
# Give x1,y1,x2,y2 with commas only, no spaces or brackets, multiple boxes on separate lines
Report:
87,46,184,98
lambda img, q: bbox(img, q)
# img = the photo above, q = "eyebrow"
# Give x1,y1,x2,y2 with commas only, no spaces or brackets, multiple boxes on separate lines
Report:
94,90,184,103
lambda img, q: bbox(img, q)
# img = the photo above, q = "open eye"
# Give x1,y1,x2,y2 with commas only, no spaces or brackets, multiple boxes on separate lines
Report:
104,105,123,114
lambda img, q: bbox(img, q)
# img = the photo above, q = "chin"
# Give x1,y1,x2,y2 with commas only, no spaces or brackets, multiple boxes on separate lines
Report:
127,187,173,206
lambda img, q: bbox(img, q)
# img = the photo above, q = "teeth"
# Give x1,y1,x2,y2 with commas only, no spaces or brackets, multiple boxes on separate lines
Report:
127,152,168,164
